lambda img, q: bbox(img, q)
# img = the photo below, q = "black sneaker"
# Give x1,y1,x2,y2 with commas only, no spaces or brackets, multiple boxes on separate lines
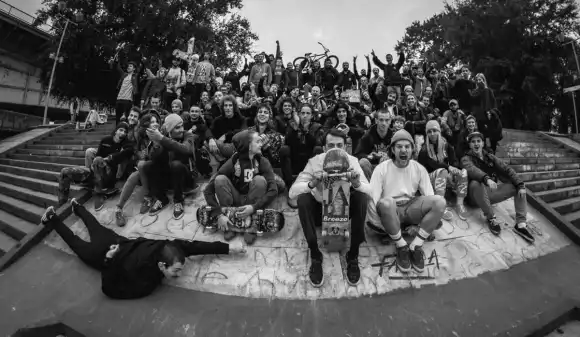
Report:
488,217,502,235
395,245,412,273
41,206,56,225
411,246,425,273
139,197,153,214
514,224,535,244
149,199,167,216
115,208,126,227
345,253,360,286
173,202,185,220
309,257,324,287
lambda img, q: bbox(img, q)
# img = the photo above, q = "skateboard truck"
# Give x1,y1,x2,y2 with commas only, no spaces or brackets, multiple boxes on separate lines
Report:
255,209,264,236
203,206,213,229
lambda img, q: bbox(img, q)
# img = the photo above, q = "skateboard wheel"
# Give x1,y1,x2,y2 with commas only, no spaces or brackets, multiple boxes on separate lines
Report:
322,172,328,179
344,231,350,238
321,230,327,237
256,231,264,236
345,171,352,179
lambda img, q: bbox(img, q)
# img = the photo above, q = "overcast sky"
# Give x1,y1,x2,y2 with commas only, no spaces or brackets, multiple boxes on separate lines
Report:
5,0,448,68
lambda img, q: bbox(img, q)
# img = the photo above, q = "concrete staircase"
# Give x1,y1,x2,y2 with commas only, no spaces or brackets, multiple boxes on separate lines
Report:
0,123,114,258
497,129,580,228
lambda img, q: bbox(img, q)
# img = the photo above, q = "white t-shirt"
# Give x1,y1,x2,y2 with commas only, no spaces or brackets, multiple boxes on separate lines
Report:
366,159,434,225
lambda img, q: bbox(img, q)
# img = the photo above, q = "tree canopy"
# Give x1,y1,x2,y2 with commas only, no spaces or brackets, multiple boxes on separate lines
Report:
34,0,258,106
395,0,580,132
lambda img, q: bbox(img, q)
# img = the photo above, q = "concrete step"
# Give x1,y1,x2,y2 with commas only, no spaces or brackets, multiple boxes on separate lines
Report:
0,209,36,241
0,193,45,224
565,209,580,228
501,141,561,148
26,144,96,151
0,158,72,173
0,164,60,182
8,153,84,166
501,157,580,165
549,196,580,215
519,169,580,182
58,129,112,135
511,162,580,173
48,134,106,141
38,138,100,145
0,181,59,208
0,172,83,195
0,231,18,258
535,185,580,203
15,148,86,158
526,176,580,192
496,150,574,158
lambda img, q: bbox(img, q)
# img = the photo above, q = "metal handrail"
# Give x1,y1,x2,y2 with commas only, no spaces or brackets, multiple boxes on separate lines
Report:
0,0,53,34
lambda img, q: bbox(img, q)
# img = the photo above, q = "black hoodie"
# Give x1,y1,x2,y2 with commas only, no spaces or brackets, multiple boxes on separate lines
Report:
210,110,247,143
354,124,393,160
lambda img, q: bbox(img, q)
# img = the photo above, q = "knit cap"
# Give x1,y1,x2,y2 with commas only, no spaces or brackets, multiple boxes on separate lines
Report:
162,114,183,135
426,120,441,132
391,129,415,148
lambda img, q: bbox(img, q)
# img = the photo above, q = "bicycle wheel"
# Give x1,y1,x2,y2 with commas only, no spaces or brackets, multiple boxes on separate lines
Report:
293,56,309,69
327,55,339,68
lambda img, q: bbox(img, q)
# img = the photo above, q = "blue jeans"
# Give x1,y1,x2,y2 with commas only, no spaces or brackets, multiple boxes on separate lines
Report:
468,180,527,223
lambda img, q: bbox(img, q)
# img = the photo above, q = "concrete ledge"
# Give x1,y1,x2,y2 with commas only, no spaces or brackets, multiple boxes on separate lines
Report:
0,122,73,157
538,132,580,155
0,189,92,272
500,300,580,336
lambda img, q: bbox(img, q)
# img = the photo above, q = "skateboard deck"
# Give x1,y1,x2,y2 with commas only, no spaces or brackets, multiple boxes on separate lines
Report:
335,123,352,154
321,148,352,252
196,206,284,235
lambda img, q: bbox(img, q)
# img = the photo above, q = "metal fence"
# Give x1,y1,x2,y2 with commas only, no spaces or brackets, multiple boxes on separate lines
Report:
0,0,53,35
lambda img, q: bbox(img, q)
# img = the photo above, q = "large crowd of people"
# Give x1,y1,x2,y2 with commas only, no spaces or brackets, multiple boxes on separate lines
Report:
42,40,538,299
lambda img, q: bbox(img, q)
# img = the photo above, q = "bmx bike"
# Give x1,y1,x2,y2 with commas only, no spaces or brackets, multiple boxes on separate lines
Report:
293,42,340,71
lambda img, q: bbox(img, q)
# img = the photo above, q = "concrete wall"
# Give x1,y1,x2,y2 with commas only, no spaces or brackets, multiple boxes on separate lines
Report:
0,109,43,132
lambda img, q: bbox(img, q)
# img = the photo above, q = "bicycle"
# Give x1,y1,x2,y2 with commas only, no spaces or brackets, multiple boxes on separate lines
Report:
293,42,340,71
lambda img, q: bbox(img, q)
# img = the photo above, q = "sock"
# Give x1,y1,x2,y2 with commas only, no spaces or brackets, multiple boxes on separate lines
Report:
389,230,407,248
410,228,429,251
516,222,527,228
310,247,322,260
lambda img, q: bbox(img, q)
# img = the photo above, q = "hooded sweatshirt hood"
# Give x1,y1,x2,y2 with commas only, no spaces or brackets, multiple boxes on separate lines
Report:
233,129,253,158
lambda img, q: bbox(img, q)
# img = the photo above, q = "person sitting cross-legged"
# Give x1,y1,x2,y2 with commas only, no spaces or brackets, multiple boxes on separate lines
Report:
203,130,279,245
355,109,393,180
418,120,469,221
40,200,246,300
289,128,371,287
367,129,446,273
461,132,534,242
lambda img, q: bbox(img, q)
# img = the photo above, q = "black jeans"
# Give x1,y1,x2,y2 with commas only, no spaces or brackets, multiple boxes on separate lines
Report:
115,99,133,125
297,190,368,256
145,160,192,204
278,145,293,187
49,204,122,270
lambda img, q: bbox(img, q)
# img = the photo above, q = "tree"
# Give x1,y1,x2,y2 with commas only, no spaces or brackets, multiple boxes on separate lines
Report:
34,0,258,106
395,0,580,131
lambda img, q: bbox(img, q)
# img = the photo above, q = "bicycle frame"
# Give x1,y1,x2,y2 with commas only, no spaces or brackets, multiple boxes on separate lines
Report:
305,42,331,65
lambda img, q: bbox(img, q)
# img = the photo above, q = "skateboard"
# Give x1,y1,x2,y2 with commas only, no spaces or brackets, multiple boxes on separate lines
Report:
196,206,284,235
321,148,352,252
335,123,353,155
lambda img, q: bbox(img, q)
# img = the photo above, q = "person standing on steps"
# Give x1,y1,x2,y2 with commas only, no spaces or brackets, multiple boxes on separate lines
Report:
460,132,535,243
115,58,142,125
203,130,279,245
40,199,246,300
289,128,371,288
366,129,446,273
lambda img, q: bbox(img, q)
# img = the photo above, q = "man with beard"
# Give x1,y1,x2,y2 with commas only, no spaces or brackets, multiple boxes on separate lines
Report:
367,130,446,273
353,55,371,89
337,61,357,91
284,62,301,91
369,66,382,87
461,132,534,242
318,58,339,96
249,54,272,89
148,96,170,123
452,66,475,114
207,95,247,162
290,128,371,287
372,51,405,94
384,91,400,117
355,110,393,180
442,99,466,146
163,56,187,109
204,130,279,245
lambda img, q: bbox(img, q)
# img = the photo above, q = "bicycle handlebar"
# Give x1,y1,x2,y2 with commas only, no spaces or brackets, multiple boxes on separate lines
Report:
318,42,330,53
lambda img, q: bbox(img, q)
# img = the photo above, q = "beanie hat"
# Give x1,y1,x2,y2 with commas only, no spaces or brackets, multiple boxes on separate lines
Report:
467,131,484,142
162,114,183,135
391,129,415,148
171,99,183,110
116,122,129,133
426,120,441,132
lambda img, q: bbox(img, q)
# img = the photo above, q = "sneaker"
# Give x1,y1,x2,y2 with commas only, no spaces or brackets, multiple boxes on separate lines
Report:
41,206,56,224
395,245,412,273
223,231,236,241
287,197,298,209
139,197,153,214
309,257,324,287
115,208,126,227
345,253,360,286
442,208,453,221
410,246,425,273
173,202,185,220
514,224,535,244
70,198,81,215
149,199,167,216
244,232,257,245
94,196,105,211
488,217,502,235
456,203,468,221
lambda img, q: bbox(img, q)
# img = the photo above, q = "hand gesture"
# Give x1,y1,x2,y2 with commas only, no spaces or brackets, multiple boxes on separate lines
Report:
364,115,371,128
348,169,361,188
236,205,254,219
487,179,498,190
217,214,233,231
353,55,358,61
364,54,369,59
146,128,163,143
229,241,247,255
371,49,375,56
518,189,526,198
276,40,279,44
208,138,218,153
190,125,197,133
106,244,120,259
310,172,323,189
